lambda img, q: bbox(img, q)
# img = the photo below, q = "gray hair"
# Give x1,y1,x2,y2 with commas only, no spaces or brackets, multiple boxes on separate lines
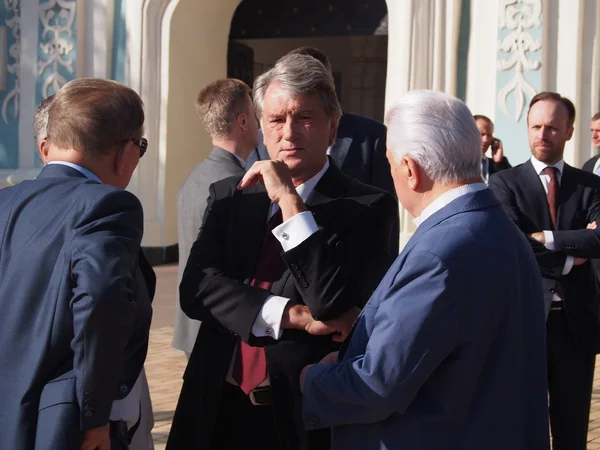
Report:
253,53,342,123
33,94,54,145
385,90,482,184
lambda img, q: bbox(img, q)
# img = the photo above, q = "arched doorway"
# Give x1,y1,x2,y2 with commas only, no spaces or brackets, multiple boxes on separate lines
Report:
227,0,388,122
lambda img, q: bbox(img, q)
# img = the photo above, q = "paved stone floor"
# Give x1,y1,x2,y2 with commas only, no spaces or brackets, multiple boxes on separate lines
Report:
147,264,600,449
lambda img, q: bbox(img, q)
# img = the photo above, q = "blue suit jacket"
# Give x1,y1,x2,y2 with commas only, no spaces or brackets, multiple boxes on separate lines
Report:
302,188,550,450
0,164,153,450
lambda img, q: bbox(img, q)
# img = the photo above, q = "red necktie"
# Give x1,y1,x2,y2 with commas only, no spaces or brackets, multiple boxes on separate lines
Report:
232,209,284,395
542,166,559,229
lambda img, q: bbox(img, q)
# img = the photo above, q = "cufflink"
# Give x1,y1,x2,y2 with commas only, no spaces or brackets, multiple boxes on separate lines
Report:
266,327,273,335
281,232,289,240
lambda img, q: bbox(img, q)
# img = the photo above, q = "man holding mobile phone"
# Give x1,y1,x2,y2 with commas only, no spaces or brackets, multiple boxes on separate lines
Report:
475,115,511,183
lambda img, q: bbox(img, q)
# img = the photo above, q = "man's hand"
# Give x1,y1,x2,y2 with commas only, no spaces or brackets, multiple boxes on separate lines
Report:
322,307,361,343
492,138,504,162
81,423,110,450
574,257,588,266
529,232,546,245
237,160,307,221
587,221,597,230
281,305,359,342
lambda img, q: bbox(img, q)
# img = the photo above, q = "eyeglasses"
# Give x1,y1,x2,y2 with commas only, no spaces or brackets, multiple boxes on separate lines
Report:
119,138,148,158
132,138,148,158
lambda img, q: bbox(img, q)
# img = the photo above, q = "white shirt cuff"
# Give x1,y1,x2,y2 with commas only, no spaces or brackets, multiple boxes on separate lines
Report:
109,374,141,429
543,230,555,250
562,256,574,275
272,211,319,252
251,295,290,339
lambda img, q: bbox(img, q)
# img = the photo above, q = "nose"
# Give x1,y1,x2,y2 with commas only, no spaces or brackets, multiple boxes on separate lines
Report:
282,116,296,142
540,126,551,139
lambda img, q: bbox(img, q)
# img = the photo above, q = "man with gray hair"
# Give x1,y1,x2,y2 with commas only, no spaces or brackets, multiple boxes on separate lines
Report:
33,94,54,166
167,54,398,450
300,90,550,450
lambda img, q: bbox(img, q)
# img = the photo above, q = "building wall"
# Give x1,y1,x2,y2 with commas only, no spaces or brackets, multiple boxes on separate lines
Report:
3,0,600,252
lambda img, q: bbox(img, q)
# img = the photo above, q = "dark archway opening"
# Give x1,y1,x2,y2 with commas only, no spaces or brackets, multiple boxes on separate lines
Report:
228,0,388,122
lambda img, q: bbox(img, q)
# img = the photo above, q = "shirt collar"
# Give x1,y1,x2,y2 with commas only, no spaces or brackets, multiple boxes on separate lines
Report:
530,155,564,176
413,182,487,227
295,159,330,203
232,153,245,167
47,161,102,183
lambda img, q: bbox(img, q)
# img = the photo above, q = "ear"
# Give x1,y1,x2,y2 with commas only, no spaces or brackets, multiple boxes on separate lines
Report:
403,155,421,191
327,118,339,147
566,125,574,141
237,113,248,131
115,140,135,176
38,140,49,165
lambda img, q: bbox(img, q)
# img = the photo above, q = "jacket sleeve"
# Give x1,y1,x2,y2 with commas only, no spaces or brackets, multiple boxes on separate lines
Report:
553,187,600,258
302,251,459,428
179,182,272,344
69,189,142,430
489,174,565,279
281,192,399,321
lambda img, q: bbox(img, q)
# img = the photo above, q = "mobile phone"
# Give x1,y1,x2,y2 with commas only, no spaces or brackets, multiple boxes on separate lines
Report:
491,138,500,152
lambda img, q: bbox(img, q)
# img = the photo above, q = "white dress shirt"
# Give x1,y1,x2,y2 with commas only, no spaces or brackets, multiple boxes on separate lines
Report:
413,182,487,228
593,156,600,176
529,156,574,277
48,161,142,428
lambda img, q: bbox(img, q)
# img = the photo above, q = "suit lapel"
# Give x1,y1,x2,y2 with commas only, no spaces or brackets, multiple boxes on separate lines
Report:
557,164,579,230
235,184,271,279
520,161,554,230
329,136,352,171
208,147,245,170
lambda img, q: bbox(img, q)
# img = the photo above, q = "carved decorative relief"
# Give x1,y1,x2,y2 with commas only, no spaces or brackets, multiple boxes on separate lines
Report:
2,0,20,124
38,0,76,98
497,0,542,122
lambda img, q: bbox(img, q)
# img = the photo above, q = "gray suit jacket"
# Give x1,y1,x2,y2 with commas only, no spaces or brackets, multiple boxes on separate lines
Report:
172,147,246,354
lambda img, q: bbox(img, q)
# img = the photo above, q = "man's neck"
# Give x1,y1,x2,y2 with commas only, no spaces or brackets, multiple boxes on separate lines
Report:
212,138,252,161
412,177,482,218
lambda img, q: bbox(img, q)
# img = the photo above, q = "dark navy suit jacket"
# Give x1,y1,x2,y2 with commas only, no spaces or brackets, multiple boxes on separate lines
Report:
0,164,153,450
302,188,550,450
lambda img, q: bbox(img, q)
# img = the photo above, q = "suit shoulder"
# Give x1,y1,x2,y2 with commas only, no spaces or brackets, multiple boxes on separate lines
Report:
340,112,386,135
344,176,396,207
489,162,527,183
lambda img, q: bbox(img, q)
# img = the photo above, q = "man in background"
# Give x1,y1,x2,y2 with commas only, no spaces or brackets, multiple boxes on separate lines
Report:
490,92,600,450
474,114,511,183
582,112,600,174
172,79,257,358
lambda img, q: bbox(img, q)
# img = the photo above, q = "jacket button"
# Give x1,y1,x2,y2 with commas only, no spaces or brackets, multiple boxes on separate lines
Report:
84,411,93,417
549,287,555,293
119,384,129,394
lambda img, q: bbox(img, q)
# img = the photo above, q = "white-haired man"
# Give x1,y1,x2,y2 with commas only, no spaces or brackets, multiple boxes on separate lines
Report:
300,90,550,450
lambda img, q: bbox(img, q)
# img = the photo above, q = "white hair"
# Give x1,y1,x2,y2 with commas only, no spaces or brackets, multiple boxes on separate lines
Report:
385,90,482,184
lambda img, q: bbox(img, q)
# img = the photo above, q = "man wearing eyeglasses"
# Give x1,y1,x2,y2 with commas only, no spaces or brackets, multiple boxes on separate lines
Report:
0,78,154,450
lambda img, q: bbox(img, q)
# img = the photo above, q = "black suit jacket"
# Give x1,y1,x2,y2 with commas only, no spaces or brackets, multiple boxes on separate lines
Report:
0,164,153,449
167,161,398,450
489,161,600,354
582,154,600,173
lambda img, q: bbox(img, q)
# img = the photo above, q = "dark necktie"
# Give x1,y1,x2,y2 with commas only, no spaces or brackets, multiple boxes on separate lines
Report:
232,209,284,394
542,166,559,229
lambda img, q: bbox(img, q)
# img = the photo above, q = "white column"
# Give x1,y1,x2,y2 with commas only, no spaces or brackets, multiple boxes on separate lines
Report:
385,0,463,248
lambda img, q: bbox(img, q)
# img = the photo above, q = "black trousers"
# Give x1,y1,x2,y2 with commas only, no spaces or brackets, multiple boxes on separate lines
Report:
547,309,596,450
210,383,281,450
